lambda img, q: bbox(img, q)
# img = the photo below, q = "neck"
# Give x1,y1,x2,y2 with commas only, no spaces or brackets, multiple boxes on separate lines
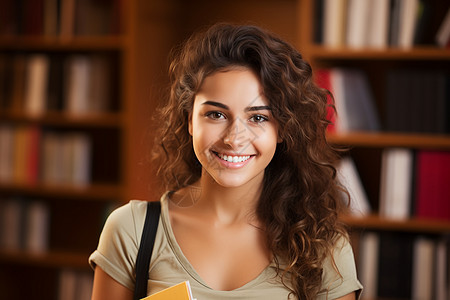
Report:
194,171,263,225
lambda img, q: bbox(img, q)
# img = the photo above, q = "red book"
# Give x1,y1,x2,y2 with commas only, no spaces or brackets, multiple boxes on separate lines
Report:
415,151,450,221
23,0,44,35
26,126,41,185
315,69,336,133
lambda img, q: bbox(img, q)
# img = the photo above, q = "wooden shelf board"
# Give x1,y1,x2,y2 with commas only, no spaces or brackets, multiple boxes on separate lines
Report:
0,182,122,200
305,45,450,60
342,214,450,234
0,35,127,51
327,132,450,149
0,249,90,269
0,111,123,128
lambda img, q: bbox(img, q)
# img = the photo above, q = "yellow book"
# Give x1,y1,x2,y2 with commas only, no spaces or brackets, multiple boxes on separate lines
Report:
141,281,196,300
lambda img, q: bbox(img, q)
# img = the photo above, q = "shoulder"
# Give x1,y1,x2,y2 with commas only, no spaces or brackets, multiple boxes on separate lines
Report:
89,200,152,290
100,200,149,246
319,236,363,299
322,235,356,278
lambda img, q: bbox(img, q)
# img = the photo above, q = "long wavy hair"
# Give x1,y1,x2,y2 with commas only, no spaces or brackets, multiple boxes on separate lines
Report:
152,23,349,299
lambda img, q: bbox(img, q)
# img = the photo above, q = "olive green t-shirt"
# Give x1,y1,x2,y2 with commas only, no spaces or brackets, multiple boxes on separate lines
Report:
89,193,362,299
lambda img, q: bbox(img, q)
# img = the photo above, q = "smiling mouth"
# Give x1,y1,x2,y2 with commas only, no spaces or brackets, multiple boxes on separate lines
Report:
212,151,253,163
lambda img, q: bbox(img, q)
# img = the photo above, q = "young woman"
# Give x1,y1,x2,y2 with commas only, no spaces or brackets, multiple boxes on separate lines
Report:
90,23,363,300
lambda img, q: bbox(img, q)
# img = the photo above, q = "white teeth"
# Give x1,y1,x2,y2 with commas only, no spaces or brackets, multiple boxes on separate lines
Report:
217,153,251,163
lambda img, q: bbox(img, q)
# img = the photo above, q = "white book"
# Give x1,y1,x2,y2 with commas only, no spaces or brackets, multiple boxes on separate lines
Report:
398,0,420,48
435,239,448,300
389,0,402,46
342,69,380,131
359,232,379,300
69,133,91,186
0,198,24,250
58,269,77,300
329,69,349,132
323,0,347,48
412,237,434,300
59,0,76,37
24,55,50,116
336,156,370,216
367,0,390,48
61,134,75,185
346,0,371,49
42,132,64,185
436,7,450,48
24,201,50,253
379,148,414,219
89,55,111,112
75,272,94,300
65,56,92,115
43,0,59,35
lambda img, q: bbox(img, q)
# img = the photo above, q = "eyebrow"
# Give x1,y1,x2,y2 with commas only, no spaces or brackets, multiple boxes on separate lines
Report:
202,100,271,112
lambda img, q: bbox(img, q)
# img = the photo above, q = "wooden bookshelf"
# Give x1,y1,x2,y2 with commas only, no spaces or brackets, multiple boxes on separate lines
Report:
0,111,123,128
342,215,450,234
327,132,450,149
306,45,450,60
0,182,122,200
0,0,133,299
0,36,126,51
298,0,450,299
0,249,89,269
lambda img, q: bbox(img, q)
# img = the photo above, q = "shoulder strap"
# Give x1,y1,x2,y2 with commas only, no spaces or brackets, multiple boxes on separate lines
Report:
134,201,161,300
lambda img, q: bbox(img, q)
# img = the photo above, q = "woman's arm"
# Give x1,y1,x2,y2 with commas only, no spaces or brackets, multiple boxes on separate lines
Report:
91,267,133,300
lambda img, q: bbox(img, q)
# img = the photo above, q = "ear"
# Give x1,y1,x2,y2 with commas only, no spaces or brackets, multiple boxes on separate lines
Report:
277,130,283,143
188,113,193,136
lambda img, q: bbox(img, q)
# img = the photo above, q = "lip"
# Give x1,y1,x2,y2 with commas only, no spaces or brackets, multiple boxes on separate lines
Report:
211,151,254,169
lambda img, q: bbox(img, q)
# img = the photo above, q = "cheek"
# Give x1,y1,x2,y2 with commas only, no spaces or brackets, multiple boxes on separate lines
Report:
191,125,217,159
256,127,279,158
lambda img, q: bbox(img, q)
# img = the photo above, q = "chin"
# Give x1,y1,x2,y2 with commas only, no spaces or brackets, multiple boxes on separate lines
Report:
207,171,263,190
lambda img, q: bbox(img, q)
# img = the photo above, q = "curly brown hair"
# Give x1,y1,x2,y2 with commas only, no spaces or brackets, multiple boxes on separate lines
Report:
152,23,349,299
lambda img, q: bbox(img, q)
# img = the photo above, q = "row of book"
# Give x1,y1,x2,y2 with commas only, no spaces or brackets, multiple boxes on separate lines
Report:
379,148,450,221
0,198,49,253
0,0,120,37
58,269,93,300
385,69,450,134
0,124,92,187
358,231,449,300
339,149,450,221
316,68,450,135
316,68,380,133
0,53,115,116
315,0,450,49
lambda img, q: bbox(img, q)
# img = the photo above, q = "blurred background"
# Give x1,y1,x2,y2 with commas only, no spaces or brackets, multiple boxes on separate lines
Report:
0,0,449,299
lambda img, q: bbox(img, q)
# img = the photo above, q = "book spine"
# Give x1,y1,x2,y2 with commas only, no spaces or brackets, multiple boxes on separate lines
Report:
24,201,50,253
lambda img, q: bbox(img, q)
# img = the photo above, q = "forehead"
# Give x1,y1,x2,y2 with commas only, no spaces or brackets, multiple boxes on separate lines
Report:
196,68,269,107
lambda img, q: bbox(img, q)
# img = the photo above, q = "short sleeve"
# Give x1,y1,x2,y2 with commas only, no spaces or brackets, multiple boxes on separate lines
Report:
89,200,148,290
318,237,363,299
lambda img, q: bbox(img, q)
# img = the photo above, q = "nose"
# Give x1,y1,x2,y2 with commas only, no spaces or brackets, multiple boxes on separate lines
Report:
223,118,250,148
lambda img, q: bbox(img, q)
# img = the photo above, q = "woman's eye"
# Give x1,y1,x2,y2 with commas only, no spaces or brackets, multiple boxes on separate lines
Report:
205,111,226,120
249,114,268,123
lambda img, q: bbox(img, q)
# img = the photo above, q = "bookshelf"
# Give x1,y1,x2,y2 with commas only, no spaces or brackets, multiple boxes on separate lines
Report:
0,0,449,299
0,0,128,299
298,0,450,226
0,0,179,298
297,0,450,299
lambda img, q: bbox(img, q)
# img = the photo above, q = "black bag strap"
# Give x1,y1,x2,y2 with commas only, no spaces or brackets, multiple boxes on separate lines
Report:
134,201,161,300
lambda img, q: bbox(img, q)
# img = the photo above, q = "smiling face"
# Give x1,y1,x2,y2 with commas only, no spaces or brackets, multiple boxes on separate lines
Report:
189,68,280,189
